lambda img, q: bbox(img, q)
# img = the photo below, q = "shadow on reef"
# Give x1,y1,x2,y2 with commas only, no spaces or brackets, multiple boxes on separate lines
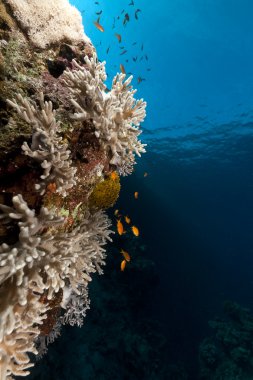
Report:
24,235,188,380
199,301,253,380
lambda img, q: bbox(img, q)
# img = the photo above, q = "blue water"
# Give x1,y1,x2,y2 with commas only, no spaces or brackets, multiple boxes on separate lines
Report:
30,1,253,378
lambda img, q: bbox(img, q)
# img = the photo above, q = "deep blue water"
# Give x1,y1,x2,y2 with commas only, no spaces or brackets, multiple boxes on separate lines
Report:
28,1,253,379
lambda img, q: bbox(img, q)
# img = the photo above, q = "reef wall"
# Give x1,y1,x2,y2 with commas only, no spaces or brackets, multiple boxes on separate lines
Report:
0,1,146,378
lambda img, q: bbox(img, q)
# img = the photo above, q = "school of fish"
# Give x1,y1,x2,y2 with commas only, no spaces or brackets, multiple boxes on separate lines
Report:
92,0,150,84
113,170,149,271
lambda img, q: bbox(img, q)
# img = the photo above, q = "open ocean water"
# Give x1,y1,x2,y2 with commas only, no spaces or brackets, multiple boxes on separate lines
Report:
26,1,253,379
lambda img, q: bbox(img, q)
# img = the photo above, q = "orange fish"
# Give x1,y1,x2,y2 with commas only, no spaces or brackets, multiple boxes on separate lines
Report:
134,191,138,199
144,172,148,177
111,171,118,181
124,216,131,224
117,219,124,235
115,33,122,43
93,21,104,32
114,209,119,216
121,249,130,262
123,13,130,26
121,259,127,271
131,226,139,237
120,64,126,74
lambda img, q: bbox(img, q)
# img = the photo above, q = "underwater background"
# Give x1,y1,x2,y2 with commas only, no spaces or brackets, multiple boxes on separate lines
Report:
25,0,253,379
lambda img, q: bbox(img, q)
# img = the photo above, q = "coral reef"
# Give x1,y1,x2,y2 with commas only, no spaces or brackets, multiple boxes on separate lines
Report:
0,0,146,378
7,92,77,196
199,301,253,380
63,55,147,175
0,194,113,379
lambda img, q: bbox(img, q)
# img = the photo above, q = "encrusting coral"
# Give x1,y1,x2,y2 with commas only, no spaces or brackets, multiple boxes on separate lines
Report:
0,0,146,378
7,93,77,196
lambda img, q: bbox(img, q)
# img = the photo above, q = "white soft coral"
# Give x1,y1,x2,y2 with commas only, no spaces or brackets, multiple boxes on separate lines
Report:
63,54,147,175
0,195,113,378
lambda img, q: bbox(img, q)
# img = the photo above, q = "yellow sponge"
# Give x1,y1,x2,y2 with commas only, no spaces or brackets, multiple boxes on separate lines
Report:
89,172,121,210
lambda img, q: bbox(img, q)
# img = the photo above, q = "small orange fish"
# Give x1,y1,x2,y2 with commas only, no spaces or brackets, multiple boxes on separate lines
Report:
115,33,122,43
120,64,126,74
123,13,130,26
117,219,124,235
135,9,141,20
47,182,57,193
134,191,138,199
144,172,148,177
66,216,74,227
125,216,131,224
93,21,104,32
114,209,119,216
131,226,139,237
111,171,118,181
121,249,130,262
137,76,145,84
121,259,127,271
